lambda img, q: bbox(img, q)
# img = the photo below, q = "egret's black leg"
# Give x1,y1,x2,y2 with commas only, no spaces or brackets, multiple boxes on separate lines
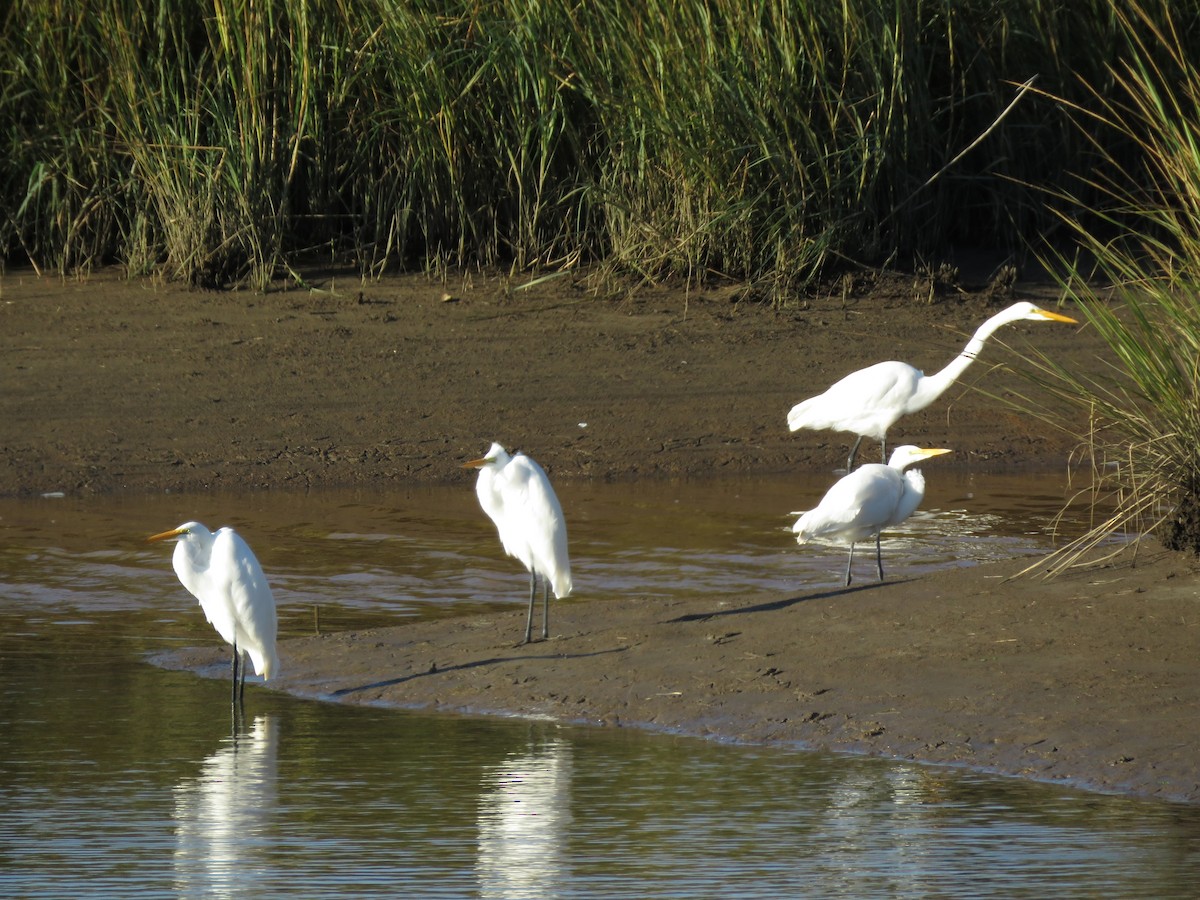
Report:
238,651,247,704
875,534,885,582
541,579,550,641
230,644,241,707
522,570,537,645
844,542,855,587
880,439,887,464
846,435,864,473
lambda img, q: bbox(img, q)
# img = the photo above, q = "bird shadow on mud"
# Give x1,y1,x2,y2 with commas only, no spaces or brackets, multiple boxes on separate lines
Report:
326,645,629,698
665,578,908,623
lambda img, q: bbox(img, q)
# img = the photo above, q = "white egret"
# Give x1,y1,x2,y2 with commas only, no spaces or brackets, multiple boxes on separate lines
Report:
148,522,280,704
792,445,952,586
786,301,1076,470
463,442,572,644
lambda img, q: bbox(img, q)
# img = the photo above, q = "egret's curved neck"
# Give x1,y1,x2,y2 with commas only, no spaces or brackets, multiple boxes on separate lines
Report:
178,538,209,570
174,535,214,595
912,309,1016,406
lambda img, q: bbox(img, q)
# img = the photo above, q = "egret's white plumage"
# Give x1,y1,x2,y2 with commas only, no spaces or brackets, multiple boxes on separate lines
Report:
148,521,279,703
464,442,572,644
793,445,951,586
787,301,1076,470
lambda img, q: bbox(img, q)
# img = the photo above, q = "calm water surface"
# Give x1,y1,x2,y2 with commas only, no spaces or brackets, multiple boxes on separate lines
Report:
2,473,1197,898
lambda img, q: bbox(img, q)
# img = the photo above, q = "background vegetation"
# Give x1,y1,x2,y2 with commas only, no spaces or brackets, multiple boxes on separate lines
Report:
1,0,1182,292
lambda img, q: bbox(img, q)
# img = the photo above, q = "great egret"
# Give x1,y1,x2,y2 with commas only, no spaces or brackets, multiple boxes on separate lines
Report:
148,522,280,704
463,442,572,644
786,301,1077,470
792,445,951,586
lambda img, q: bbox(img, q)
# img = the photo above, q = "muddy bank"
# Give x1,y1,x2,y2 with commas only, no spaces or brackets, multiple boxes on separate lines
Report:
7,266,1198,805
158,539,1200,805
1,267,1090,497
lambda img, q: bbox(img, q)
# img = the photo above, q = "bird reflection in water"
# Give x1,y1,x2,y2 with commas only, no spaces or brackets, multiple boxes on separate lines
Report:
476,734,573,899
173,715,278,899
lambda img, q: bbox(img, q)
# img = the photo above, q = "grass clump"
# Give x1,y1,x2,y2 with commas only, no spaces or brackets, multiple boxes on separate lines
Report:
1014,4,1200,567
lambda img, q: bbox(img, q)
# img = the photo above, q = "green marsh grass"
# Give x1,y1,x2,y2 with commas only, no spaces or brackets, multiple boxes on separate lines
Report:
1012,4,1200,566
2,0,1151,289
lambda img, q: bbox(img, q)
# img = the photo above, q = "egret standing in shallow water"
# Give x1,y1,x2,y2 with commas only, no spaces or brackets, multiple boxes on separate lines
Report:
786,301,1076,471
148,522,280,705
463,442,573,644
793,445,952,586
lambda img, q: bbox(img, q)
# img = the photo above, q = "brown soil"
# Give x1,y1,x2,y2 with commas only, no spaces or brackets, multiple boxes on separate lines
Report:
6,265,1198,803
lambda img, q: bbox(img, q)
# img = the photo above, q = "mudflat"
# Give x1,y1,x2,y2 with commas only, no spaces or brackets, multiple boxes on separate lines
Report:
5,267,1196,803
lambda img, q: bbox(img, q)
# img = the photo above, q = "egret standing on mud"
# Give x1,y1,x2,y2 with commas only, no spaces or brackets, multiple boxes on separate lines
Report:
793,445,952,586
463,442,572,644
148,522,280,705
786,301,1076,471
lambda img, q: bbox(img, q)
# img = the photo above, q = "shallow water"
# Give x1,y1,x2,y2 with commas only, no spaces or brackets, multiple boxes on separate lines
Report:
0,468,1107,629
3,473,1198,898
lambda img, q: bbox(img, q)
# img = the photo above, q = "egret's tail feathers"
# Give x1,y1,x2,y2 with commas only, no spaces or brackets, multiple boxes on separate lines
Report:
786,401,810,432
247,647,280,681
551,570,573,599
792,513,812,541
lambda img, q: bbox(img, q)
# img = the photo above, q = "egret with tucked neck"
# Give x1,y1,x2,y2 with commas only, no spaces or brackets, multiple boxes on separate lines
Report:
463,443,573,644
148,522,279,706
793,445,952,586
